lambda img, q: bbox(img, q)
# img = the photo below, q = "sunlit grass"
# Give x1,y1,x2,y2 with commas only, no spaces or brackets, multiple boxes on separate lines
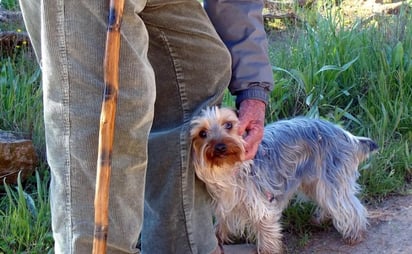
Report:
0,171,53,253
0,51,45,158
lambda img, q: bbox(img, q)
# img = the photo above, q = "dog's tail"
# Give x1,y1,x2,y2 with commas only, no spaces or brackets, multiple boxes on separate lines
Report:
356,137,379,161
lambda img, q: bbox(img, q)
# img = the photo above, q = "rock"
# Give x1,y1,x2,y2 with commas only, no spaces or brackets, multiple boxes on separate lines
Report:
0,131,38,184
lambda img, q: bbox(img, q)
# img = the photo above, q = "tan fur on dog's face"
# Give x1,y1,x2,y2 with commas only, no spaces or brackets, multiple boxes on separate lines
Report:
190,107,246,170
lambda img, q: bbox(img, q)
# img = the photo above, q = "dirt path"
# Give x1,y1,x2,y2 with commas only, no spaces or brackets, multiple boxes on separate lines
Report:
285,195,412,254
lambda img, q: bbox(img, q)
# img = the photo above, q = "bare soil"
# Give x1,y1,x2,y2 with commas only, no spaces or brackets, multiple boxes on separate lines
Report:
284,194,412,253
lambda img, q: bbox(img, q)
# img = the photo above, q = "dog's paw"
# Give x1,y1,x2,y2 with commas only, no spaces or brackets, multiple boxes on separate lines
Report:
343,231,366,245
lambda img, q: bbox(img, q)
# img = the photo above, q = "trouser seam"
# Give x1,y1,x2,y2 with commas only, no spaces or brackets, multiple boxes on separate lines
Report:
156,28,196,253
55,1,72,252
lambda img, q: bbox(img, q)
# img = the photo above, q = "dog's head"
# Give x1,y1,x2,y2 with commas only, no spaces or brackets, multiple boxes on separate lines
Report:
190,107,246,171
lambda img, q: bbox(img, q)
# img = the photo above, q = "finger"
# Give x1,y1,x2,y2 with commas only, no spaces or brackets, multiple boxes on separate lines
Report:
243,127,264,160
237,114,252,136
237,121,248,137
244,141,259,160
244,126,263,146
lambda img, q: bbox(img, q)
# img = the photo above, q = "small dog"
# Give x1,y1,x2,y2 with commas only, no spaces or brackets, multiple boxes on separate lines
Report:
190,107,378,254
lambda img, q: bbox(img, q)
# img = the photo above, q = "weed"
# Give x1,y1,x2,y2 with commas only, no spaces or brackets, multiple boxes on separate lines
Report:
0,171,53,253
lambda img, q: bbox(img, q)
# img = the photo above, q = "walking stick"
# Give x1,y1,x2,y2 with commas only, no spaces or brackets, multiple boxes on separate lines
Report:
92,0,125,253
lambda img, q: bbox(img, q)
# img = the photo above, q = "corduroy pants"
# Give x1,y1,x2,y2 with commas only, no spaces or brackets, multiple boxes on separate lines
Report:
20,0,231,253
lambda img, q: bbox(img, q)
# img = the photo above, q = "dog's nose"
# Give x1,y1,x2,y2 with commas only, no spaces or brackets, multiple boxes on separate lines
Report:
214,143,227,155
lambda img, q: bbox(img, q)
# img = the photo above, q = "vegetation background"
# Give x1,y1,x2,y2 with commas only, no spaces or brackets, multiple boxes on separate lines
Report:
0,0,411,253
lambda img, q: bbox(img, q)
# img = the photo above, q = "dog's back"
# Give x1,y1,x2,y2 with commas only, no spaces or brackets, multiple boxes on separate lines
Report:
250,117,378,205
259,117,378,162
261,117,378,156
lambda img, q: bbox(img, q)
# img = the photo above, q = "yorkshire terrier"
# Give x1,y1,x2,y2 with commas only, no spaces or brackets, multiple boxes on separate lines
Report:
190,107,379,254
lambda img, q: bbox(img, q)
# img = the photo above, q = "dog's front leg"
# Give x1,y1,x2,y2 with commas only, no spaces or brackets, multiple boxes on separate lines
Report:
255,213,283,254
215,218,235,245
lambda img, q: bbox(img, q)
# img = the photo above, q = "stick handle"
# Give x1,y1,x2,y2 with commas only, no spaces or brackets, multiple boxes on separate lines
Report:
93,1,125,253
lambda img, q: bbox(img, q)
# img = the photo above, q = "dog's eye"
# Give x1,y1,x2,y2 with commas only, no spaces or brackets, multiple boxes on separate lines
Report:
199,130,207,138
223,122,232,130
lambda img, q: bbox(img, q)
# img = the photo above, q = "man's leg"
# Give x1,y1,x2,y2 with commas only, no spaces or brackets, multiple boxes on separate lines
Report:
140,1,231,253
20,0,155,253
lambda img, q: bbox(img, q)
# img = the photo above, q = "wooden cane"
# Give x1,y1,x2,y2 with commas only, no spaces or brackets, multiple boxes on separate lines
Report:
92,0,125,253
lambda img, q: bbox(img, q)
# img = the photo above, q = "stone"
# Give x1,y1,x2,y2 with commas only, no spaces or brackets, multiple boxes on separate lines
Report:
0,130,38,184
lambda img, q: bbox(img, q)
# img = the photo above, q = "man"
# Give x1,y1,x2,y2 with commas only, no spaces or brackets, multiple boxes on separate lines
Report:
19,0,273,253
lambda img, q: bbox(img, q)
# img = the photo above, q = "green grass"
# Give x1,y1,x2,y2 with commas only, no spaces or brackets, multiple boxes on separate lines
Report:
0,171,53,253
0,52,45,158
267,5,412,193
0,47,50,252
2,1,412,252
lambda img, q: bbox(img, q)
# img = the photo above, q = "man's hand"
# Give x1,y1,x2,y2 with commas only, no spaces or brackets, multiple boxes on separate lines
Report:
237,99,266,160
